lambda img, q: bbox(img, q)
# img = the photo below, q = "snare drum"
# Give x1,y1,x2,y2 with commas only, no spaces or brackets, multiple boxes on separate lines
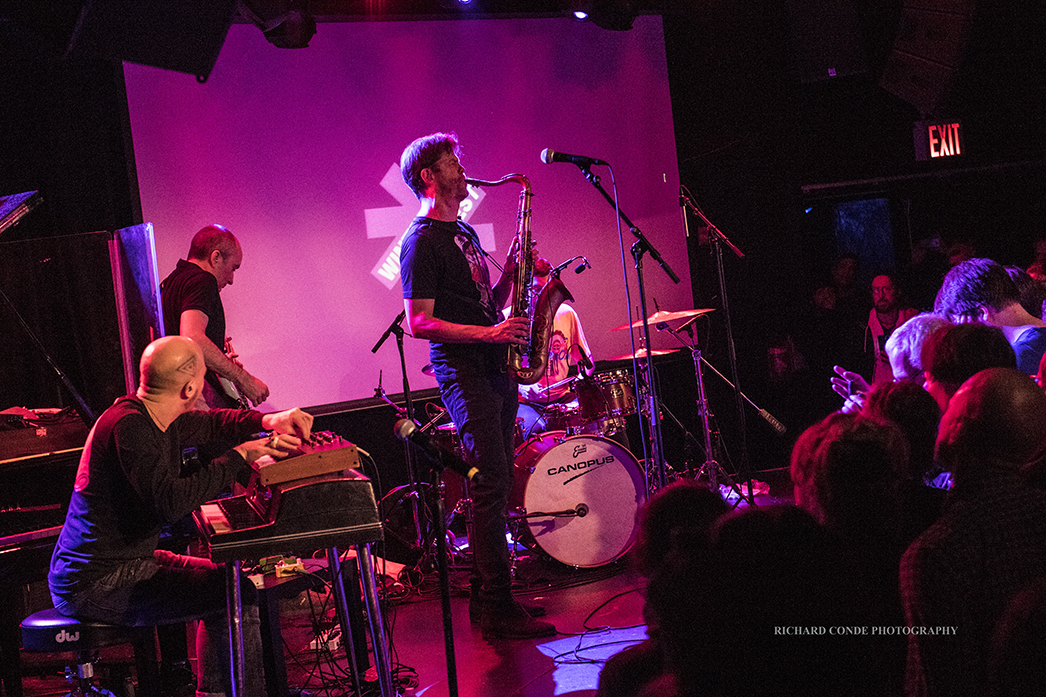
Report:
542,403,588,434
511,432,644,567
576,370,637,435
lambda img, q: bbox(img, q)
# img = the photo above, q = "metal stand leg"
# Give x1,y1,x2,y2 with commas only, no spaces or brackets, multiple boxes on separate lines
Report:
458,477,475,561
225,561,246,697
327,547,364,697
691,348,745,500
357,544,394,697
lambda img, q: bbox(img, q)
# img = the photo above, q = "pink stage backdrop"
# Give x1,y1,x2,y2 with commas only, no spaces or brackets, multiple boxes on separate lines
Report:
125,16,688,410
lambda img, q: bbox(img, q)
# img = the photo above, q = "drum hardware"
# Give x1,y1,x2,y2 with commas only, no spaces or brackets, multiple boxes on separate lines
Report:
515,403,548,446
560,163,680,492
505,502,591,576
443,474,474,568
528,375,576,395
575,370,637,437
680,186,761,504
656,316,786,503
542,403,588,434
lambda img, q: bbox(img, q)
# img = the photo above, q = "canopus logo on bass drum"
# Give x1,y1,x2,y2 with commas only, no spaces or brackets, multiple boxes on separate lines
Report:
55,629,80,643
547,455,614,477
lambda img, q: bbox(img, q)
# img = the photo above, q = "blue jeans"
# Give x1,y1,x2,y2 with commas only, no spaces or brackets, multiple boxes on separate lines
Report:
434,350,518,605
51,550,264,697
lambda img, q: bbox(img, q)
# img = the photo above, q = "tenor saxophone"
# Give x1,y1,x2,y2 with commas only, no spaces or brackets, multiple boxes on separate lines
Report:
465,174,573,385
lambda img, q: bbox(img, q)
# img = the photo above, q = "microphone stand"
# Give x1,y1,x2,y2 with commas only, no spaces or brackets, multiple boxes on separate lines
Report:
575,165,680,491
371,310,426,553
679,189,754,506
378,312,460,697
394,438,462,697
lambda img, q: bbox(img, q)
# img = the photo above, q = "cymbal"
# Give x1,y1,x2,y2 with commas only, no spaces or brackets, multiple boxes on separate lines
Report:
611,309,715,331
608,348,677,361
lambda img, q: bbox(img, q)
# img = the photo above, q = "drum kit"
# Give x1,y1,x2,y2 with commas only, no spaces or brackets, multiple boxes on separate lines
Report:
380,304,779,571
417,366,645,568
394,307,724,569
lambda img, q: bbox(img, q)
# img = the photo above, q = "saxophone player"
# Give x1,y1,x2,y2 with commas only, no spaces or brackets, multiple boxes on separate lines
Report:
399,132,555,640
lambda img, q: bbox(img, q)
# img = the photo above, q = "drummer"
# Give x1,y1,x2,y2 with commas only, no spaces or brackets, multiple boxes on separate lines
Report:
518,258,596,411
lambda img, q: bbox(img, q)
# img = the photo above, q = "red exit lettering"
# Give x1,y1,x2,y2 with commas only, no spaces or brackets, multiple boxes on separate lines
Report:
928,122,962,158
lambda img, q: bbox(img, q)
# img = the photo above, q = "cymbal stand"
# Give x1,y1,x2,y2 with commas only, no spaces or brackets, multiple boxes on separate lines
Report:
679,187,755,505
572,164,681,491
658,324,745,499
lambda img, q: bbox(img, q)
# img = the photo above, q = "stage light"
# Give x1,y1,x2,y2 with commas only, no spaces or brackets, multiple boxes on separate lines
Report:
569,1,636,30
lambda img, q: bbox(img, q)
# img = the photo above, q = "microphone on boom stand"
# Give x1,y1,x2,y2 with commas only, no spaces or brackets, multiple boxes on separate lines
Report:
394,418,483,485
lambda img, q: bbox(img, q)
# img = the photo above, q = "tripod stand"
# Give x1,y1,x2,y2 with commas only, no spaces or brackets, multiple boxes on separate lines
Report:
657,319,787,501
371,310,429,560
689,343,744,496
373,311,463,697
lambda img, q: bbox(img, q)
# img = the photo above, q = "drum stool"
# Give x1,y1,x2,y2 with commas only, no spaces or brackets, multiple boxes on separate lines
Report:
19,608,161,697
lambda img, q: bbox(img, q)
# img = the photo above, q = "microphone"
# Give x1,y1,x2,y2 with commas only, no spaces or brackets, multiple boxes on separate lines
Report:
550,258,574,277
758,409,787,435
574,257,591,274
540,148,607,167
371,310,406,354
394,418,482,483
575,345,594,372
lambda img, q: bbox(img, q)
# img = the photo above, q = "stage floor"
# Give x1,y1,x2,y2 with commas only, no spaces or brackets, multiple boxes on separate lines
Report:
16,476,790,696
279,554,648,697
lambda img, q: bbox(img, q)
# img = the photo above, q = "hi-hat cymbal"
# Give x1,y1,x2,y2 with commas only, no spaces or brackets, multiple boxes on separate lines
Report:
609,348,677,361
611,309,715,331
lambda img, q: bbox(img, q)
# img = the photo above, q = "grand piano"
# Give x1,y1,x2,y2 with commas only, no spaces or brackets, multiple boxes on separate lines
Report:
0,409,88,697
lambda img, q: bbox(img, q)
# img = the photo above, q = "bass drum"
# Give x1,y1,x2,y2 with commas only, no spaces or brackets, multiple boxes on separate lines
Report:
512,432,645,568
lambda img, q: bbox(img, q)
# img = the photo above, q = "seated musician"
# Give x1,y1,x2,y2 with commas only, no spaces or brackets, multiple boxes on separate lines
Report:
48,336,312,697
518,257,596,408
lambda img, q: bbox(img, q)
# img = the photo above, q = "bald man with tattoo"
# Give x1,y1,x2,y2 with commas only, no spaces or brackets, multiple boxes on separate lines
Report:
49,336,313,696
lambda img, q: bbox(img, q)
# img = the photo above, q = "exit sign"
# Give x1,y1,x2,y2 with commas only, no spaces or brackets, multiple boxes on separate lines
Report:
914,120,963,161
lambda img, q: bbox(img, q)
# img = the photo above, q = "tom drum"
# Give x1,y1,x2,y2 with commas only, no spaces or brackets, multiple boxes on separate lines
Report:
576,370,637,436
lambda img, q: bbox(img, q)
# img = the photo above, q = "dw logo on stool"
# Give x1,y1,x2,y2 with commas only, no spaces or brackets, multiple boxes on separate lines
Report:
54,628,80,643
